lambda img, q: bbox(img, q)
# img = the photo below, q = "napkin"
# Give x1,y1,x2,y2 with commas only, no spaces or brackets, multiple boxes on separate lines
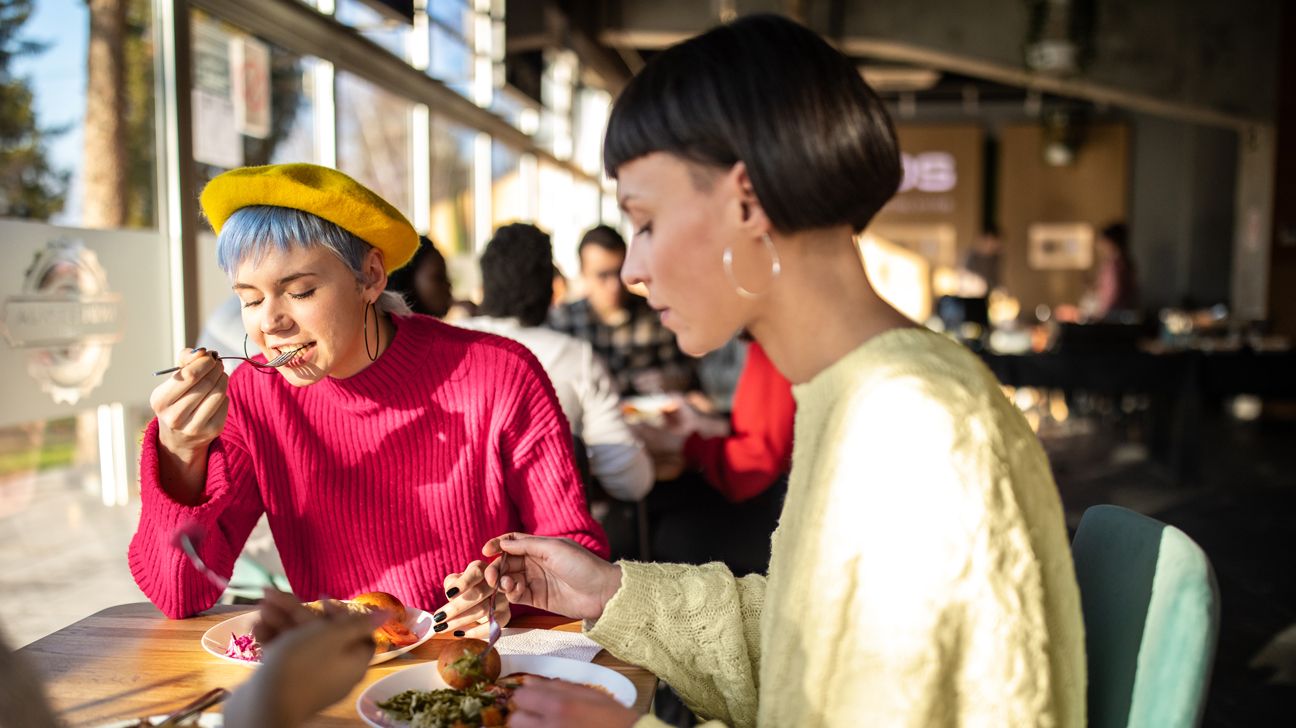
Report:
495,628,604,662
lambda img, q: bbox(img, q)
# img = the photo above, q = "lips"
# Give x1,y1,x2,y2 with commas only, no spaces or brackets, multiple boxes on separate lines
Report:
272,342,314,365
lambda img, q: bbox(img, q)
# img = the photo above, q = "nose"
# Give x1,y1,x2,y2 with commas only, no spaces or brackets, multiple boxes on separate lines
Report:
621,239,649,289
258,296,293,336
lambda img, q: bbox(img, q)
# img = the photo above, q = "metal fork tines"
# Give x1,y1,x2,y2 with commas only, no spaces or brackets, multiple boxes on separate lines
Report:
153,346,306,376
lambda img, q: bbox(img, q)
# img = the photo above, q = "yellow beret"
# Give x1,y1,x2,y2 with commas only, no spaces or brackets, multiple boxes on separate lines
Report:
200,163,418,273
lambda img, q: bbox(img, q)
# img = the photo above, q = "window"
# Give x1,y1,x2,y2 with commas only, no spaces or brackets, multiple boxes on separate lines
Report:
0,0,157,229
429,114,476,255
336,71,416,222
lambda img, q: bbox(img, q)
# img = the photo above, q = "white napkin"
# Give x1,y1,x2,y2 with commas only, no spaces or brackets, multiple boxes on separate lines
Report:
495,628,604,662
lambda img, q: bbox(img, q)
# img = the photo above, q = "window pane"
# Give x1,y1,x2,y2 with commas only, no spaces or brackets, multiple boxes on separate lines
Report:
191,13,322,185
491,141,526,229
430,115,475,256
336,71,416,222
428,0,471,37
2,0,157,229
335,0,411,62
429,23,473,96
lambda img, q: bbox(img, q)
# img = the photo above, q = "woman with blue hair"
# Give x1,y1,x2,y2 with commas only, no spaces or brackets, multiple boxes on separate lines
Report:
130,164,607,630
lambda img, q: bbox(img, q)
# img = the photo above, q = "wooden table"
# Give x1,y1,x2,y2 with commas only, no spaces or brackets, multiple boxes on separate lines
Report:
19,603,657,726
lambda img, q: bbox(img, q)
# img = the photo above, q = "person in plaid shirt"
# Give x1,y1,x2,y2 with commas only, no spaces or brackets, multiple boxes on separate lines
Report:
549,225,697,396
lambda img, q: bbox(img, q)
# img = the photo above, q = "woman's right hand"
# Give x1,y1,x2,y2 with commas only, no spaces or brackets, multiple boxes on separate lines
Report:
151,347,229,457
482,534,622,622
149,347,229,501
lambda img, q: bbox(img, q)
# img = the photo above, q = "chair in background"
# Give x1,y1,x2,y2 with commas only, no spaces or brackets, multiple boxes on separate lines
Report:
1071,505,1220,728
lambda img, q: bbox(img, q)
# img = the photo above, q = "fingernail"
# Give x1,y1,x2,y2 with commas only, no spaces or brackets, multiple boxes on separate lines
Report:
433,611,446,623
434,623,448,633
453,630,465,637
445,587,460,598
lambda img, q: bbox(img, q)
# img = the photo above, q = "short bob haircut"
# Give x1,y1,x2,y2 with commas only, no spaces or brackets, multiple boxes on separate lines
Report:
217,205,411,315
604,14,901,234
478,223,553,328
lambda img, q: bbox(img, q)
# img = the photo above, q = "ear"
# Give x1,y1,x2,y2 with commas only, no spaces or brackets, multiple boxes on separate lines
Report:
362,248,389,303
722,161,772,238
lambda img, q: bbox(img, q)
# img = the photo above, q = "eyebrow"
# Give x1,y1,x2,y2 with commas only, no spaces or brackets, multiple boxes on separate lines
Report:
232,272,318,291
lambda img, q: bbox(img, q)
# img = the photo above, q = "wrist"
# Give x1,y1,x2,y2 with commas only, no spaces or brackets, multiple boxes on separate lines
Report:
593,562,623,621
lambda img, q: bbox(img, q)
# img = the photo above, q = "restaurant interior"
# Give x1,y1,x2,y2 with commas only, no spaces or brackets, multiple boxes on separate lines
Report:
0,0,1292,725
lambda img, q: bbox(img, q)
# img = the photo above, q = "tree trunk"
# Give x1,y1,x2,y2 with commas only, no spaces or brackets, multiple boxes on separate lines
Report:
84,0,128,229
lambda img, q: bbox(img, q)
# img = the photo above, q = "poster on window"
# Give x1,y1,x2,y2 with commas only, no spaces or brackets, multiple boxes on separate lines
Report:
1027,223,1094,270
231,35,271,139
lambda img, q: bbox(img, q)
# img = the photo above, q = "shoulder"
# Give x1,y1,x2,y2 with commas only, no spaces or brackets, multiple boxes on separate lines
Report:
548,299,589,328
810,328,1005,441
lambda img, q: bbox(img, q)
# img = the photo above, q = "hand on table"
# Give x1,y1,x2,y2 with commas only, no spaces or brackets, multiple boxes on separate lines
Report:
437,559,512,638
482,534,622,622
508,678,639,728
227,588,383,727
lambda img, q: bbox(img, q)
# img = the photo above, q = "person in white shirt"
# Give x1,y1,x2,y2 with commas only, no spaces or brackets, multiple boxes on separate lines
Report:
458,223,653,503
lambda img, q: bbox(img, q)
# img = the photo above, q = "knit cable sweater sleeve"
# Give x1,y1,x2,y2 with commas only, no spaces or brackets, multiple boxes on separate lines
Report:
127,414,265,619
587,562,766,728
495,338,610,558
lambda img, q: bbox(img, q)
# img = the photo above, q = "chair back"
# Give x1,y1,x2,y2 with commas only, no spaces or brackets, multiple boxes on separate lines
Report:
1072,505,1219,728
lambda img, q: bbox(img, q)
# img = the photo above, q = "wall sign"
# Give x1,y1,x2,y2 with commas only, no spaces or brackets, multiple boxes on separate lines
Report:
1,238,122,404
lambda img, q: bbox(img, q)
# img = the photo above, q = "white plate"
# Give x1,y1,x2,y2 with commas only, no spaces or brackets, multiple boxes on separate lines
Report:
356,655,637,727
200,608,435,667
621,394,676,425
93,714,222,727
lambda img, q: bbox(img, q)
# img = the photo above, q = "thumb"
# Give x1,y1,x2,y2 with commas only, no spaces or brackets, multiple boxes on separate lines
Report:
482,532,539,558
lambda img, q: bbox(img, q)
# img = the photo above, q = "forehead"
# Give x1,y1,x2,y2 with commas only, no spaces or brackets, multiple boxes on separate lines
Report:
233,243,343,282
580,245,625,271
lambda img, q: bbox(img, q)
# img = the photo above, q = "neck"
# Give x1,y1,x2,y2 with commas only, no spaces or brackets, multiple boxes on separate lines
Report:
334,309,397,379
749,230,913,385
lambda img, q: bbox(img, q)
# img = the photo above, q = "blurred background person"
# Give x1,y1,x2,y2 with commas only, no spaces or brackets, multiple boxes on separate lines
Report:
633,338,794,576
458,223,653,506
549,224,697,396
1089,221,1139,321
962,223,1004,295
386,235,476,320
551,263,569,309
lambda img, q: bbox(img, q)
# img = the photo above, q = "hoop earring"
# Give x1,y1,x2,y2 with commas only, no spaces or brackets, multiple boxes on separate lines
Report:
722,233,781,299
243,333,252,360
364,300,379,361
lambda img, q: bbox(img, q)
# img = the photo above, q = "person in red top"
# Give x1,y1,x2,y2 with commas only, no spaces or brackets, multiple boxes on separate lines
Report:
680,341,794,502
634,339,794,574
130,164,606,627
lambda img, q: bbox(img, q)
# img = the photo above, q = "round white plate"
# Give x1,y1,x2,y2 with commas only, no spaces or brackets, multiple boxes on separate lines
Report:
200,608,435,667
93,714,222,727
356,655,637,727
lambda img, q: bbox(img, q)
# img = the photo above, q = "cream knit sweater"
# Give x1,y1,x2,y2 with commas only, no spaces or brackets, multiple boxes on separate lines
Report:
587,328,1086,727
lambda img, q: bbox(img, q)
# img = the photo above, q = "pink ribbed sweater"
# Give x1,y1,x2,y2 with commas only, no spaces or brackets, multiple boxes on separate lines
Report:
129,314,608,619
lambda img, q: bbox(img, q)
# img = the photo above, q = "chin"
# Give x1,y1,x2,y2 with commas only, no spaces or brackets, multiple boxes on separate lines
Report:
277,364,326,386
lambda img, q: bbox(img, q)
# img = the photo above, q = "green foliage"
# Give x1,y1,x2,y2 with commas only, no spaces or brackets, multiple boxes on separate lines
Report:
0,0,69,220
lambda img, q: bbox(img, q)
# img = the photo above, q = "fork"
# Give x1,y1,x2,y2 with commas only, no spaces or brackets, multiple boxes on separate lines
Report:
171,524,230,591
482,554,505,658
153,346,306,376
153,687,229,727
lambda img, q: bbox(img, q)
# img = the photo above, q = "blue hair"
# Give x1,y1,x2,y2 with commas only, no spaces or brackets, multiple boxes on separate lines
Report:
216,205,411,314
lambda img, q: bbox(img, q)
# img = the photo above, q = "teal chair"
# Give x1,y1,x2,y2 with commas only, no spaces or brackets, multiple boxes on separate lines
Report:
1072,505,1220,728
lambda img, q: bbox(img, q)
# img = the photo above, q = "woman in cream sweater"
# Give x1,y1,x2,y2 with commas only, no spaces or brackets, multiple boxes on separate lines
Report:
484,14,1085,728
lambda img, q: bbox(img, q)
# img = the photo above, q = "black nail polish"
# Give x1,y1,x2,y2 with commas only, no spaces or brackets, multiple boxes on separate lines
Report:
434,622,448,633
453,630,465,637
433,611,446,623
445,587,460,598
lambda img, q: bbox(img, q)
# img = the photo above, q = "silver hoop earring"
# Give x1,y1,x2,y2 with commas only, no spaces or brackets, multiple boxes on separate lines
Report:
722,233,781,299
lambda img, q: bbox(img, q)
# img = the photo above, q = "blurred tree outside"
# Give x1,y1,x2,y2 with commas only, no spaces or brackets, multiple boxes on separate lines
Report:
84,0,155,229
0,0,69,220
